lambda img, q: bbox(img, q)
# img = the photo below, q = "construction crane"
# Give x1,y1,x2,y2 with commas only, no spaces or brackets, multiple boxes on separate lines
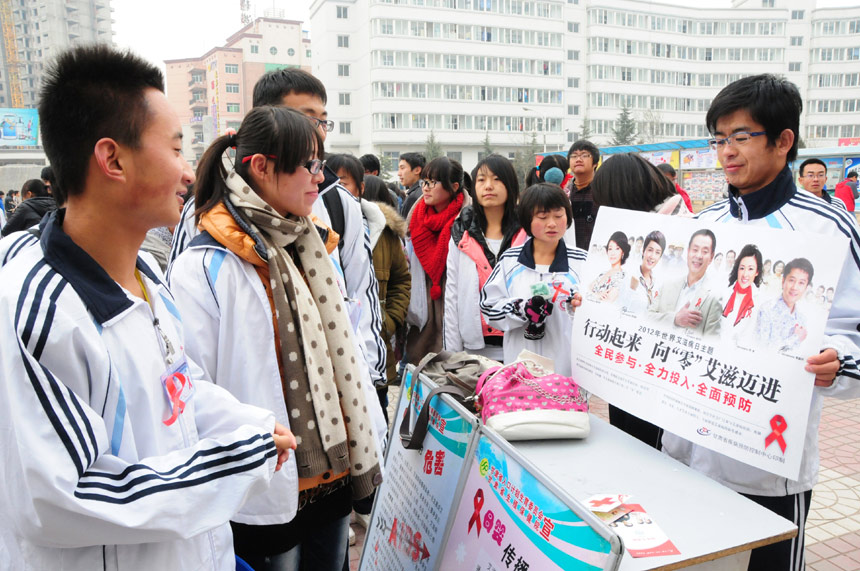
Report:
0,0,23,108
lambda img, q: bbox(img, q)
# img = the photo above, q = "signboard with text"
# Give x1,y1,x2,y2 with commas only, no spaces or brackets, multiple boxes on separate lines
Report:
438,429,621,570
360,369,479,571
573,208,849,480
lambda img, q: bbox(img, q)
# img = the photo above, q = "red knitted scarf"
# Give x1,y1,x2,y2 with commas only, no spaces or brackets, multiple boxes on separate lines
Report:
410,192,464,299
722,281,755,326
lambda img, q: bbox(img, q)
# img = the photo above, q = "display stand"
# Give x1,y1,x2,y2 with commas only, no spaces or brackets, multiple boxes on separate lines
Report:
360,366,797,571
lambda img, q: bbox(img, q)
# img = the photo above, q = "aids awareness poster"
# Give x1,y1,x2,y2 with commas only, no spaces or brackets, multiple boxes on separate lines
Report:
438,431,620,571
573,207,849,480
360,369,478,571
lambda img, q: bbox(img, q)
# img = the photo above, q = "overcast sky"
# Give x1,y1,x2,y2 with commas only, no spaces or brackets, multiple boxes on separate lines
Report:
112,0,857,69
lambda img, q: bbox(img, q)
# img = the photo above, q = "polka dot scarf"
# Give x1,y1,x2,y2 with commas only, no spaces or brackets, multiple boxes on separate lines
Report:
225,171,381,499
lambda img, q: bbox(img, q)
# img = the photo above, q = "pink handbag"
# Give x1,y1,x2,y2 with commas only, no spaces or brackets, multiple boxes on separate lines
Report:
475,359,590,440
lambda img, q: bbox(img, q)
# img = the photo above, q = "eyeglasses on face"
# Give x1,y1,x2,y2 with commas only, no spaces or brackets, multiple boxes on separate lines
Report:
803,172,826,180
239,154,326,175
421,179,440,189
707,131,766,151
570,152,592,161
308,116,335,132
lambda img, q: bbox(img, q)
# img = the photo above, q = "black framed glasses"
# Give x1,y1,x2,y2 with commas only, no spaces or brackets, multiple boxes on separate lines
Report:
420,179,440,190
707,131,766,151
304,158,326,175
308,116,335,132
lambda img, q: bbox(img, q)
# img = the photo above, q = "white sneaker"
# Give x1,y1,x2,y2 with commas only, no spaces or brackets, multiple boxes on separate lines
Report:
355,512,371,530
349,526,356,546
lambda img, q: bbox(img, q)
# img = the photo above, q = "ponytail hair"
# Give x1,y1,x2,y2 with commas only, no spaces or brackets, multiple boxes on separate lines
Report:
194,106,323,222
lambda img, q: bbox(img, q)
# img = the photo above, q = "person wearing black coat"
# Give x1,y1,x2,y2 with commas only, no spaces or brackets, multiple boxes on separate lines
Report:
1,179,57,236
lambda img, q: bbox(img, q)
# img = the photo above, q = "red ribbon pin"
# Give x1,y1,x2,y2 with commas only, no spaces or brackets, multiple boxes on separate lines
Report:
467,489,484,536
163,372,190,426
764,415,787,454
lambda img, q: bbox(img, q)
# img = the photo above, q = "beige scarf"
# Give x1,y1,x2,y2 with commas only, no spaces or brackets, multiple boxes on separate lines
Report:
225,171,381,499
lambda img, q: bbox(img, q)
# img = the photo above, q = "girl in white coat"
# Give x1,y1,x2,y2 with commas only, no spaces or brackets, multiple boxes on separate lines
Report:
480,184,587,376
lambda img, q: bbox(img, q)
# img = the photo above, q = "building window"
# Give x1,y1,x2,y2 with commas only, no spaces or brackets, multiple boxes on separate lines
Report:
226,103,240,113
288,48,295,56
270,46,278,55
446,151,462,162
567,50,579,61
338,64,350,77
307,50,312,58
226,121,241,131
762,0,774,6
790,36,803,46
338,35,349,48
789,61,801,72
791,10,804,20
250,45,259,54
225,64,238,73
339,122,351,134
339,93,351,105
568,77,579,88
567,22,579,33
336,5,348,18
226,83,239,93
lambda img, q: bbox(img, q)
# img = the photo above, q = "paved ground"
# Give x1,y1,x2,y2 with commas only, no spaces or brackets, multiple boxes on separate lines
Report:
349,389,860,570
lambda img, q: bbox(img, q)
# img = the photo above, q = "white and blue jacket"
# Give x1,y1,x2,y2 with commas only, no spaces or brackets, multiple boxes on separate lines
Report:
480,238,587,376
662,166,860,496
0,211,279,570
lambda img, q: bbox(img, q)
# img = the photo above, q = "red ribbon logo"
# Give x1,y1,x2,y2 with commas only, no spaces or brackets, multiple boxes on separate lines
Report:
467,489,484,536
163,372,190,426
551,282,570,303
764,415,787,454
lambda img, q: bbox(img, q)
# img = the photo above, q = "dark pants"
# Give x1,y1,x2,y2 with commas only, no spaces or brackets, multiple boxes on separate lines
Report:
741,490,812,571
608,404,662,449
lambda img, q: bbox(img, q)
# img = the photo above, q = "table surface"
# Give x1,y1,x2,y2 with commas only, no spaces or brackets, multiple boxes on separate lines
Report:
513,415,798,571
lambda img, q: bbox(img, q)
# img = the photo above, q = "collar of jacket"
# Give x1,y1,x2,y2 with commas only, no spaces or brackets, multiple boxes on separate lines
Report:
728,166,795,221
517,237,569,272
318,163,340,196
451,205,520,267
40,209,162,324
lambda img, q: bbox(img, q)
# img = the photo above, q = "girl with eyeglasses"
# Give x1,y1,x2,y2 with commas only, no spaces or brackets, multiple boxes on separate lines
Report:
169,106,382,571
405,156,466,363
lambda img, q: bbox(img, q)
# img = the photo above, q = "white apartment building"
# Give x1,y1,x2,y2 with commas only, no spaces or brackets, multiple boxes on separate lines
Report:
310,0,860,169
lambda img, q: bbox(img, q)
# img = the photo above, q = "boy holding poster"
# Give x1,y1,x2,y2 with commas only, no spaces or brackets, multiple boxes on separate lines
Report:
661,74,860,571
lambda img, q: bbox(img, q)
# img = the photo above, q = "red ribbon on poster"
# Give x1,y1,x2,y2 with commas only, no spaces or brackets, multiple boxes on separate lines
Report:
467,489,484,536
764,415,787,454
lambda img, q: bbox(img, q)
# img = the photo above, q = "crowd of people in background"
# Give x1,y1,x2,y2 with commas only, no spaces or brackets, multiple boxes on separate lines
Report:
0,43,858,571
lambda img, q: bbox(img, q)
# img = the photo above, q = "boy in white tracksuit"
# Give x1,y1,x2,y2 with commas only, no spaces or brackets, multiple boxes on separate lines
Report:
0,46,294,571
661,74,860,571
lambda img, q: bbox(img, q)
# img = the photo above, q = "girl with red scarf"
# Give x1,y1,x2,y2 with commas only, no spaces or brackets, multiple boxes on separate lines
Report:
721,243,763,350
405,156,466,363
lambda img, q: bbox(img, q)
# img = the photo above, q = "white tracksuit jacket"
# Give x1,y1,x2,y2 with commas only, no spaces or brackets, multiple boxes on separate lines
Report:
480,238,588,376
0,213,279,570
662,167,860,496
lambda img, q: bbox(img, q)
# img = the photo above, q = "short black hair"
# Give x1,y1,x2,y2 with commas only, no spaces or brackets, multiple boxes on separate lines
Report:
706,74,802,164
38,44,164,205
363,175,397,208
423,156,463,196
728,244,763,288
327,153,364,189
399,152,426,172
517,183,572,236
607,231,631,265
689,228,717,254
360,154,381,174
40,165,56,185
567,140,600,168
252,68,327,107
783,257,814,285
848,171,859,180
655,163,676,177
799,158,826,176
591,153,676,212
22,179,48,198
643,230,666,255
